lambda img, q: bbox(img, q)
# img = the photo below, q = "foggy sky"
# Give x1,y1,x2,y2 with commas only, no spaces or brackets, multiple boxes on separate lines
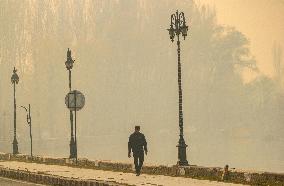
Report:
200,0,284,79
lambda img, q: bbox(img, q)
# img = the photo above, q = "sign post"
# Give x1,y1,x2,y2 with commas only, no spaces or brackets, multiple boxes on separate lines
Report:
65,90,85,163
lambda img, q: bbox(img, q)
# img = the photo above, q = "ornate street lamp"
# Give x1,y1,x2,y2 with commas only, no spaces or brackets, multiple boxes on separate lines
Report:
167,10,189,166
65,48,76,159
11,67,19,154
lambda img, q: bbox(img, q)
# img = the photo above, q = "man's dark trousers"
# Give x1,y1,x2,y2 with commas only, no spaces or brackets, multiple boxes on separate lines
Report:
133,151,144,174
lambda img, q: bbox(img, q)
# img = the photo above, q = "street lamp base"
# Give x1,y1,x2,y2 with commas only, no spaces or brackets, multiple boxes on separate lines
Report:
177,159,189,166
177,136,189,166
12,138,19,155
69,137,77,159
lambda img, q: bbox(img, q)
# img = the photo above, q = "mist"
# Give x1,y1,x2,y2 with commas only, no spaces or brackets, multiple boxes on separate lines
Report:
0,0,283,173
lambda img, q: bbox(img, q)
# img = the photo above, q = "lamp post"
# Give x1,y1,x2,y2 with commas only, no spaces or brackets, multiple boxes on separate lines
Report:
65,48,76,159
11,67,19,154
167,10,189,166
20,104,32,157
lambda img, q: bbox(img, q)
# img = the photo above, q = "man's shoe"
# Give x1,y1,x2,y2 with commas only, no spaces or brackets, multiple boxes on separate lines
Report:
136,170,141,176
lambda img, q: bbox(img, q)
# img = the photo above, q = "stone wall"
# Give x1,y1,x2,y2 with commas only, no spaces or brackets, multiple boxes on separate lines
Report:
0,167,128,186
0,153,283,186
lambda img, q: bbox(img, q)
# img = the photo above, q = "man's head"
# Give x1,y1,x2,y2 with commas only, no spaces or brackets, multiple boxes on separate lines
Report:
135,126,140,132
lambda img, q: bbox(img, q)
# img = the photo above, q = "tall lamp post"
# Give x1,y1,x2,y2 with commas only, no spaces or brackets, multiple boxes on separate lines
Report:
65,48,76,159
20,104,32,157
11,67,19,154
167,10,189,166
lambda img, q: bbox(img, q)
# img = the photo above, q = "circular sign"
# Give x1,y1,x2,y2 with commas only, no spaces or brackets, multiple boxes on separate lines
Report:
65,90,85,111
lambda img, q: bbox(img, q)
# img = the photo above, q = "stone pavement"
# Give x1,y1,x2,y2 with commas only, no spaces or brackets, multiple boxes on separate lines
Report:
0,161,247,186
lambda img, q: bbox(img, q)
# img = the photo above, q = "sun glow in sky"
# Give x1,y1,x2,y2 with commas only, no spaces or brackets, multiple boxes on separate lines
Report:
199,0,284,79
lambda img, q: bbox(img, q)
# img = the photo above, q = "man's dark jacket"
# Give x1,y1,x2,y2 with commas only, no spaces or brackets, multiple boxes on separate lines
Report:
128,132,147,155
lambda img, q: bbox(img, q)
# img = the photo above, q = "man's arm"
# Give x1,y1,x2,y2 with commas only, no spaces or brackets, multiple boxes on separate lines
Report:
128,136,132,157
143,134,148,154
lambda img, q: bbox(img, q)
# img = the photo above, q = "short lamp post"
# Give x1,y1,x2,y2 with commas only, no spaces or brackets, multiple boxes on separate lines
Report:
20,104,32,157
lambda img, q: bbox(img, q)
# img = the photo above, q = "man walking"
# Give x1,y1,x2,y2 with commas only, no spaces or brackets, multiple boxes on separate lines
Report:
128,126,148,176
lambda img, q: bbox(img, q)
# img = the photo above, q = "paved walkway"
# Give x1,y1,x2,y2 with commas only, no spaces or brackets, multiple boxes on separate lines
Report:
0,161,247,186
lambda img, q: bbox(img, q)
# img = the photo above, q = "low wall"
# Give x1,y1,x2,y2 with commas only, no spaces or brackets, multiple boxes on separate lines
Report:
0,153,283,186
0,167,127,186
